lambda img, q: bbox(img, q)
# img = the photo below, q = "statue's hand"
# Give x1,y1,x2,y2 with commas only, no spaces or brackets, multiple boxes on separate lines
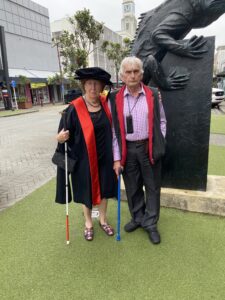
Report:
178,35,207,58
164,69,190,90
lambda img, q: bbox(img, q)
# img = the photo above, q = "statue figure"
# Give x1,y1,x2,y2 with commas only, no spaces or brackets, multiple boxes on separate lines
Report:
131,0,225,90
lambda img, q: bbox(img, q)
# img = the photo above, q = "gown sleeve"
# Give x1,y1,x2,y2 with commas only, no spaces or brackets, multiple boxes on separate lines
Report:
55,105,77,204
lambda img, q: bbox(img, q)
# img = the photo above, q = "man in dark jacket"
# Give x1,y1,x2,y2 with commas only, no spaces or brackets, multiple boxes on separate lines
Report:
112,56,167,244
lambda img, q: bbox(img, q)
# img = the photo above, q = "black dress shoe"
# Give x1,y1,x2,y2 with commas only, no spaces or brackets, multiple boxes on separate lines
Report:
124,220,141,232
147,228,161,244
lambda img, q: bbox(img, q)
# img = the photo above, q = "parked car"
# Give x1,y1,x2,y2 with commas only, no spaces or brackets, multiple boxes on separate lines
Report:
64,89,82,104
212,88,225,107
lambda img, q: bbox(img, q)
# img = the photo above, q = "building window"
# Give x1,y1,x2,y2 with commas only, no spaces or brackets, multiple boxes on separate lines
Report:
126,23,129,31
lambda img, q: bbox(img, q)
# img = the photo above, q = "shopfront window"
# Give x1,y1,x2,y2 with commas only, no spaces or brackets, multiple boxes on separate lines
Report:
30,83,50,105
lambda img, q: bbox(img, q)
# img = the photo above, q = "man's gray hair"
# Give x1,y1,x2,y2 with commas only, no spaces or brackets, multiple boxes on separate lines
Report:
119,56,144,77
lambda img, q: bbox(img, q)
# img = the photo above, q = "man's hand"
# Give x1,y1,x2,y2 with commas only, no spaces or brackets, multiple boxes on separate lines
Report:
113,160,123,177
57,129,70,144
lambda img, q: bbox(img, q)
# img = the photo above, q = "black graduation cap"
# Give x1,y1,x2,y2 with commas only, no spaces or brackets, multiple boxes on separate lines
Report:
75,67,112,85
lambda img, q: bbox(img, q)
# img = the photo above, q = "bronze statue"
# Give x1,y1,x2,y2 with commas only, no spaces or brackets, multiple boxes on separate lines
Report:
131,0,225,90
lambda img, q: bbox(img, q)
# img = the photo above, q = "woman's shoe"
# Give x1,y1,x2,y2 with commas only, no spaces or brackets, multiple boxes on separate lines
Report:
99,223,114,236
84,227,94,241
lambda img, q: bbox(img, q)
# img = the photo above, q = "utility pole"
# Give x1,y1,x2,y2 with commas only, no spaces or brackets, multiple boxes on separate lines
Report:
56,42,65,104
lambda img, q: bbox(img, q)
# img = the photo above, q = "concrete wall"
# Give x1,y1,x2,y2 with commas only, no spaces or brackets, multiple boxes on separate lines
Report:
5,33,58,71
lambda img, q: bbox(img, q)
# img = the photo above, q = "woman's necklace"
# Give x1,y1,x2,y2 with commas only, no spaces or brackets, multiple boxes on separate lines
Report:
83,96,101,108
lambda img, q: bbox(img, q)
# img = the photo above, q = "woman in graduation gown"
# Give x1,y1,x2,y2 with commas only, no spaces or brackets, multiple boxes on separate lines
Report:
55,67,118,241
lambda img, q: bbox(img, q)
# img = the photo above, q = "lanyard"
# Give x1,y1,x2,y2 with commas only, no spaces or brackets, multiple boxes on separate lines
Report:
127,94,141,115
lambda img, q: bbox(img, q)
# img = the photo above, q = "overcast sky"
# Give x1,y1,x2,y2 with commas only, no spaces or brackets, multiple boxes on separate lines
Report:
34,0,225,48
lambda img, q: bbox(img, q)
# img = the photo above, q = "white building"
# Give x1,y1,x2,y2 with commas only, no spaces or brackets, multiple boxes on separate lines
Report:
51,18,123,83
215,46,225,74
214,45,225,90
50,1,137,84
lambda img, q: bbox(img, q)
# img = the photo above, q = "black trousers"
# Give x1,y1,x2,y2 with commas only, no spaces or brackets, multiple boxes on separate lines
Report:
123,141,162,230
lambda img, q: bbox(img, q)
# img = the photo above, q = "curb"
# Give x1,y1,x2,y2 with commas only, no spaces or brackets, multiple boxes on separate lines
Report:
120,175,225,217
0,109,39,117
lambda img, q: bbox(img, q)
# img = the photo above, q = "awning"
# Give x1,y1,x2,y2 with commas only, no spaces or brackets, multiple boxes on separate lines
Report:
8,68,59,82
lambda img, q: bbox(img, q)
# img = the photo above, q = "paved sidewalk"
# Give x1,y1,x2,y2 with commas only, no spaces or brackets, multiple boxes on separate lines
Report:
0,104,66,211
0,104,225,213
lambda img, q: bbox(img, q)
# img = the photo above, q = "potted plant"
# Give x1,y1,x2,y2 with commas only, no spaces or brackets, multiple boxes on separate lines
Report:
17,75,32,109
17,96,32,109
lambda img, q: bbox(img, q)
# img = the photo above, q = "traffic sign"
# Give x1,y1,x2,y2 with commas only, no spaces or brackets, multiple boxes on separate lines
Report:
11,80,16,88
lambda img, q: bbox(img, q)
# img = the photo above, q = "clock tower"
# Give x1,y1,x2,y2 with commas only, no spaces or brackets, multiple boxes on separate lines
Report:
121,0,137,39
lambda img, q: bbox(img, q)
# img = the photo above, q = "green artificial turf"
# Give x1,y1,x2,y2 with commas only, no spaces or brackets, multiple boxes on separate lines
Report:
208,145,225,175
1,179,225,300
210,114,225,135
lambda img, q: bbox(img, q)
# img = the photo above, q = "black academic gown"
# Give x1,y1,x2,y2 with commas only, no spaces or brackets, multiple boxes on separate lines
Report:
55,96,117,209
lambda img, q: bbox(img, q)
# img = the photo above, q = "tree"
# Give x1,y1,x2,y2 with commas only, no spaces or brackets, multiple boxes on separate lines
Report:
18,75,30,86
53,9,104,79
18,75,30,98
101,38,131,87
47,73,62,85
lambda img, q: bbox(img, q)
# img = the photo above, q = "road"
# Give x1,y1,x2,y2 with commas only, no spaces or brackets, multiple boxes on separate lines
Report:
0,105,64,211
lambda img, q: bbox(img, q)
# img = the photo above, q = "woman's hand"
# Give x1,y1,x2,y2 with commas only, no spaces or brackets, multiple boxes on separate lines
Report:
57,129,70,144
113,160,123,177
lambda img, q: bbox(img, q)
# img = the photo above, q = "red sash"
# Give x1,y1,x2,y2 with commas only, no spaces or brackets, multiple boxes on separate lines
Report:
115,84,154,165
71,95,111,205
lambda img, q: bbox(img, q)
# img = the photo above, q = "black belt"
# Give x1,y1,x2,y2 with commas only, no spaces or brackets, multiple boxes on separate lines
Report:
126,139,148,144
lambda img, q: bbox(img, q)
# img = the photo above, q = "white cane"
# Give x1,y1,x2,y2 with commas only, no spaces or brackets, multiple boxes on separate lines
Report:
65,141,70,245
62,112,70,245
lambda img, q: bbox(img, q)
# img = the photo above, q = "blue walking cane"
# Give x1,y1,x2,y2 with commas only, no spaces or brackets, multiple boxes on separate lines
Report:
116,169,122,241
